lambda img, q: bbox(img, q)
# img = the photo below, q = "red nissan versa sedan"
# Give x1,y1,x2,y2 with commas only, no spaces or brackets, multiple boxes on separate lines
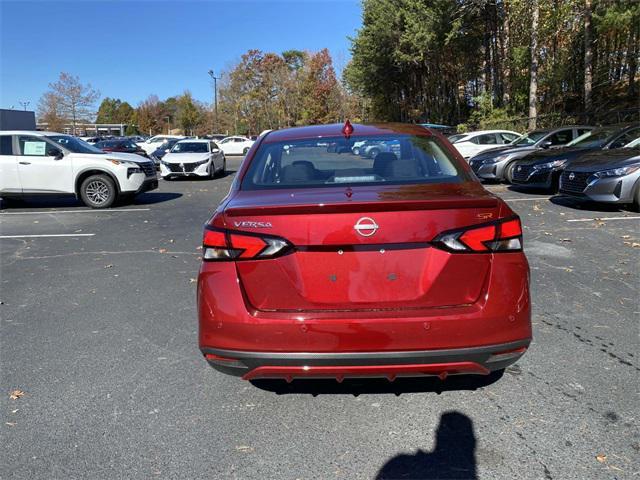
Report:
198,122,531,382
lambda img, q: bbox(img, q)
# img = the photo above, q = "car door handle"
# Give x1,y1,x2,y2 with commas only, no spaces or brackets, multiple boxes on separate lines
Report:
19,161,31,165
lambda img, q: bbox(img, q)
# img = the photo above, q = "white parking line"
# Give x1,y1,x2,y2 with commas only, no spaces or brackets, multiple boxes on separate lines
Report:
567,216,640,222
502,197,553,202
0,208,150,215
0,233,96,239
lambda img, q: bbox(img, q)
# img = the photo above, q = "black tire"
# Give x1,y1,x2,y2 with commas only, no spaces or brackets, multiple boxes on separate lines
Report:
79,174,117,209
504,161,517,184
631,184,640,212
353,147,360,155
219,157,226,177
369,148,380,159
208,161,215,179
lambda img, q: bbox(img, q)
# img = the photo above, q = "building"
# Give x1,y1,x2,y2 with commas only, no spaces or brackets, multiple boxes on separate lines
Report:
36,122,128,136
0,109,36,130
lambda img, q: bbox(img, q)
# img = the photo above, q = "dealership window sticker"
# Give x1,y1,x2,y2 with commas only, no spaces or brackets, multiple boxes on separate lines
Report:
24,141,46,156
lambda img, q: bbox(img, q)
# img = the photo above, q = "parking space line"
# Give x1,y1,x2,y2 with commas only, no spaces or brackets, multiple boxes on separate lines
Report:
567,216,640,222
502,197,553,202
0,233,96,239
0,208,150,215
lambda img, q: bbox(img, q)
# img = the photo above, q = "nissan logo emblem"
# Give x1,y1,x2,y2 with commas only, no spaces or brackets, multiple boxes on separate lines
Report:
354,217,379,237
568,172,575,180
517,166,522,171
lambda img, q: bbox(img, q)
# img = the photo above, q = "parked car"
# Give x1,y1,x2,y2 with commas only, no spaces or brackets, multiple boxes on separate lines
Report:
468,126,594,183
0,131,157,208
81,136,113,144
449,130,521,160
559,137,640,211
360,139,401,158
95,138,149,158
218,136,254,155
149,138,182,164
137,134,184,155
197,122,531,381
510,124,640,191
159,139,225,180
127,135,147,143
201,134,227,142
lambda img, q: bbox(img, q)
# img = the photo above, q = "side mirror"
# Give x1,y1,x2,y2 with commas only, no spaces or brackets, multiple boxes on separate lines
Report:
212,148,220,153
165,149,170,153
541,140,553,149
54,150,64,160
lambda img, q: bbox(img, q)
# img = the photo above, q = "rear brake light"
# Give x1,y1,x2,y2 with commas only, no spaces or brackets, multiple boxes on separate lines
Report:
202,226,292,261
433,217,522,253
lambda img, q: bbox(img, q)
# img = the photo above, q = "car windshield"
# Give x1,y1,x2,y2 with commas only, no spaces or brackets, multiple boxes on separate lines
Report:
49,135,104,154
241,134,471,190
566,128,617,148
512,131,548,146
448,134,467,143
171,142,208,153
624,137,640,149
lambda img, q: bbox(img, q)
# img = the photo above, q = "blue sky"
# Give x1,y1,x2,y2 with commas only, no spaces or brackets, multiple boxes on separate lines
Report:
0,0,362,111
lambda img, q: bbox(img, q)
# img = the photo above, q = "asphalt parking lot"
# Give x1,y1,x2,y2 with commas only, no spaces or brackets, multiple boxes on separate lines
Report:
1,155,639,479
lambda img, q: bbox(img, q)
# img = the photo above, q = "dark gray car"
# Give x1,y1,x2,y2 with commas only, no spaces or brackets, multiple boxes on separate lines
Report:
559,137,640,211
469,126,594,183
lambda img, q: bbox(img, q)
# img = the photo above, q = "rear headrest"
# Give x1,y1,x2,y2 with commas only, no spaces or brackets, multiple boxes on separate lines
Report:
384,159,420,178
281,163,316,183
372,152,397,175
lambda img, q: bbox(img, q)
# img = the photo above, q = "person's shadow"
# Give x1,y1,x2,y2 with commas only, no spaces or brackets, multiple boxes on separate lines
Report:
376,411,477,480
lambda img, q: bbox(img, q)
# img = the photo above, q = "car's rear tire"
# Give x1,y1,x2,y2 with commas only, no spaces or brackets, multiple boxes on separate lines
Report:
79,174,116,209
504,161,517,184
369,148,380,159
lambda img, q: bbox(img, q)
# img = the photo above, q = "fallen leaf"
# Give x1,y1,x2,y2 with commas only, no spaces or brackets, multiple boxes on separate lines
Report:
158,248,167,253
596,454,607,463
564,268,573,272
632,243,640,248
621,235,631,239
169,239,175,243
9,389,25,400
104,264,113,269
189,278,197,283
196,246,203,251
544,232,553,236
560,238,572,242
236,445,253,452
5,422,16,427
533,204,542,211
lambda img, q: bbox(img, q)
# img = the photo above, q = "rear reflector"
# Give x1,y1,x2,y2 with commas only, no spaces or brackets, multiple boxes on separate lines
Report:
486,347,527,363
433,217,523,253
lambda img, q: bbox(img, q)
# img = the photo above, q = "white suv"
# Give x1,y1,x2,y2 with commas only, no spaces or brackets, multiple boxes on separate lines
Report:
218,136,254,155
0,131,158,208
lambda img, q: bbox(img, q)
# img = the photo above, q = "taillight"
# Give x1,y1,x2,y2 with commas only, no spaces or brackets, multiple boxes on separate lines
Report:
433,217,523,253
202,226,292,261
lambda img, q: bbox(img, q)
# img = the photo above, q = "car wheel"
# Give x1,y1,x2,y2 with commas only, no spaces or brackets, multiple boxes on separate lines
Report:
80,174,116,209
504,162,517,184
209,162,215,179
353,147,360,155
219,157,226,176
369,148,380,159
631,184,640,212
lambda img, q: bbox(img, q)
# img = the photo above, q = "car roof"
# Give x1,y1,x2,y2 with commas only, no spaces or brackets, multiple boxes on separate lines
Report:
0,130,64,136
263,123,435,143
175,139,210,143
465,129,520,136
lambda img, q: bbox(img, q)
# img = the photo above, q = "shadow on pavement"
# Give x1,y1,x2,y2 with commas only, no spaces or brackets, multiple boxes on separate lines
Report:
376,411,477,480
250,370,504,396
129,192,182,205
506,184,554,196
549,194,632,212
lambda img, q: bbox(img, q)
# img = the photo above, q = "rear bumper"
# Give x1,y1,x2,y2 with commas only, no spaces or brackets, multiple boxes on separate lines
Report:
198,253,532,380
201,340,530,380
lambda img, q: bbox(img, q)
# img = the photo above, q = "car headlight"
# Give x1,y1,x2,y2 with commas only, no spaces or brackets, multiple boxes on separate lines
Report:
533,159,568,170
484,154,511,164
593,165,640,178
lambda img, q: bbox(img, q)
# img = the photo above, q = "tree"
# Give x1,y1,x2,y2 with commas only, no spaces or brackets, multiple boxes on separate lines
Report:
46,72,100,134
300,49,341,124
177,92,201,135
528,0,540,130
584,0,593,112
37,91,65,132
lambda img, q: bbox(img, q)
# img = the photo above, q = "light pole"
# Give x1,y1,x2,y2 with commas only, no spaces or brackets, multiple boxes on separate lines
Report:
208,69,219,133
18,101,30,111
165,116,171,134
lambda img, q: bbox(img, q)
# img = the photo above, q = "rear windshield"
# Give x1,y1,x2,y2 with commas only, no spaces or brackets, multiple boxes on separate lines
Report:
241,135,471,190
567,127,617,148
513,131,548,146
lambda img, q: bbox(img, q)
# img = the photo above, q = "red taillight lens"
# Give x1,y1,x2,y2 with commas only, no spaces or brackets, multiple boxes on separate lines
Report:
459,225,496,251
202,227,291,261
434,217,523,253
